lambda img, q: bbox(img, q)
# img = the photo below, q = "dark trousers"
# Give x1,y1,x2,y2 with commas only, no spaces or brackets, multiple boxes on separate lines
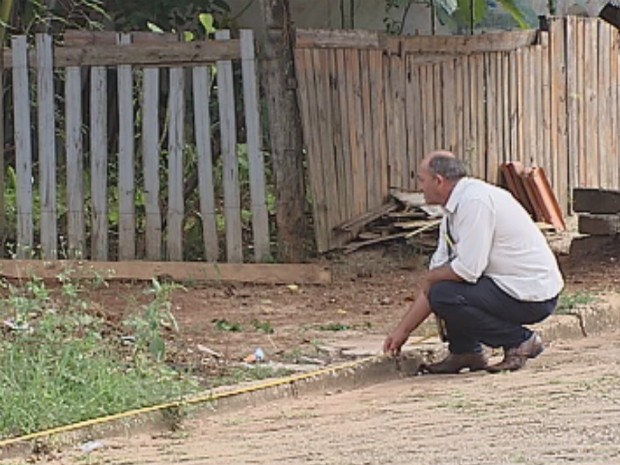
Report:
428,277,558,354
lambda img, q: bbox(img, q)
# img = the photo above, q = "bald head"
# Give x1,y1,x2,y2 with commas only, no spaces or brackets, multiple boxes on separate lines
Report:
422,150,467,181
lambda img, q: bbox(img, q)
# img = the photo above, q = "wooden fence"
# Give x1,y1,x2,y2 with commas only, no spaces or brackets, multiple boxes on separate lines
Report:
295,17,620,252
3,30,270,262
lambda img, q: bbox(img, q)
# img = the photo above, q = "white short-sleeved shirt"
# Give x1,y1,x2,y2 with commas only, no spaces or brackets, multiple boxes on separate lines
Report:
429,177,564,302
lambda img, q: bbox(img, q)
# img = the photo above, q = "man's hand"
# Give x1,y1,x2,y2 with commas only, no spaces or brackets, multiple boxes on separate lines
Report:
383,327,410,357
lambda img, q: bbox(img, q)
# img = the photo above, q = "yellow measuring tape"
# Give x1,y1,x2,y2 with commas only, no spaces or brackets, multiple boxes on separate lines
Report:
0,334,437,449
0,355,380,449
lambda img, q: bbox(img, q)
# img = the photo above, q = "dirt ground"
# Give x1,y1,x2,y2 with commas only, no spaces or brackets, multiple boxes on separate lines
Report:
2,226,620,464
18,329,620,465
85,228,620,380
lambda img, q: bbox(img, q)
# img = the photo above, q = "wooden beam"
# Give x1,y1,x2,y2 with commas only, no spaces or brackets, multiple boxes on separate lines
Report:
1,40,241,68
296,29,383,49
0,260,332,285
296,29,538,54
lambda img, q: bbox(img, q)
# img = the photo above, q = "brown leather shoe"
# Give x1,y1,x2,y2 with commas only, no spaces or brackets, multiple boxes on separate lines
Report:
421,352,488,374
486,332,544,373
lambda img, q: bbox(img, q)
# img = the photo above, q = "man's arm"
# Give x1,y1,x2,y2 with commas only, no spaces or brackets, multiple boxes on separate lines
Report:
383,265,463,356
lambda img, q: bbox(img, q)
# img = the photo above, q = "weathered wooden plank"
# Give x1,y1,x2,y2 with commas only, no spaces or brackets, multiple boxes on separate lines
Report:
0,260,333,284
63,30,179,46
397,30,538,54
611,21,620,190
583,19,598,188
576,19,587,187
336,48,353,224
142,68,162,260
117,33,135,260
384,54,398,187
531,47,541,168
442,59,457,153
216,30,243,263
65,67,85,258
409,57,423,188
525,48,536,167
453,58,464,160
166,67,185,261
475,55,487,178
240,30,270,262
359,50,378,208
296,29,537,53
404,56,416,189
421,65,435,160
432,63,443,150
36,34,57,259
515,49,525,165
345,49,366,216
11,37,33,258
296,29,382,49
508,51,519,162
566,16,579,206
297,48,329,253
313,48,341,246
90,66,108,260
541,40,551,184
2,41,242,68
496,53,506,170
192,65,219,262
370,50,389,197
485,54,498,181
326,48,348,227
393,51,408,189
551,19,568,212
464,56,475,170
598,22,613,189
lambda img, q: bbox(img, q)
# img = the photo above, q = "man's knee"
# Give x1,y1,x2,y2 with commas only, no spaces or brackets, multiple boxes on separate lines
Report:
428,281,465,317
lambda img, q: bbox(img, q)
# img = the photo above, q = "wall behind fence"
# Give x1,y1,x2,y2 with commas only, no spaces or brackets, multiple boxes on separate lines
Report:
3,30,271,263
296,17,620,252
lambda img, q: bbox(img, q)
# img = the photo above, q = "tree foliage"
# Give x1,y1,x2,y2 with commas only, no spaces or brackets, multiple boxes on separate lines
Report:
103,0,231,32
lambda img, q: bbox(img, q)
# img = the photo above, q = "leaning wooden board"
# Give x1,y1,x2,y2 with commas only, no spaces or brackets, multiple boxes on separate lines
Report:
0,260,332,285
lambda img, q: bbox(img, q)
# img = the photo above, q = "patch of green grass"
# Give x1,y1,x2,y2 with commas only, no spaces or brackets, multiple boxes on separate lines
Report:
212,318,243,332
556,291,597,314
252,319,274,334
0,275,200,440
317,322,352,332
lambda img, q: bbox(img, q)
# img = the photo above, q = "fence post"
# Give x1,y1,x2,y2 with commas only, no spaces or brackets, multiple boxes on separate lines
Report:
258,0,307,262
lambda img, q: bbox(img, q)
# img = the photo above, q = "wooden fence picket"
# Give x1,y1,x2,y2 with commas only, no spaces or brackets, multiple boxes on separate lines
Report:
11,36,33,258
142,67,162,261
166,66,185,261
216,30,243,263
240,30,270,262
36,34,57,259
90,65,108,260
192,65,219,262
117,33,136,260
65,66,85,258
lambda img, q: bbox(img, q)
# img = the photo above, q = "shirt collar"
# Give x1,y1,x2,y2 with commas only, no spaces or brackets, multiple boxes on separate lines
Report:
444,177,471,214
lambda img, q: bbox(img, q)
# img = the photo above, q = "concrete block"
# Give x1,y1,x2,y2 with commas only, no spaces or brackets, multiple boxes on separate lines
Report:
578,213,620,236
573,188,620,214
